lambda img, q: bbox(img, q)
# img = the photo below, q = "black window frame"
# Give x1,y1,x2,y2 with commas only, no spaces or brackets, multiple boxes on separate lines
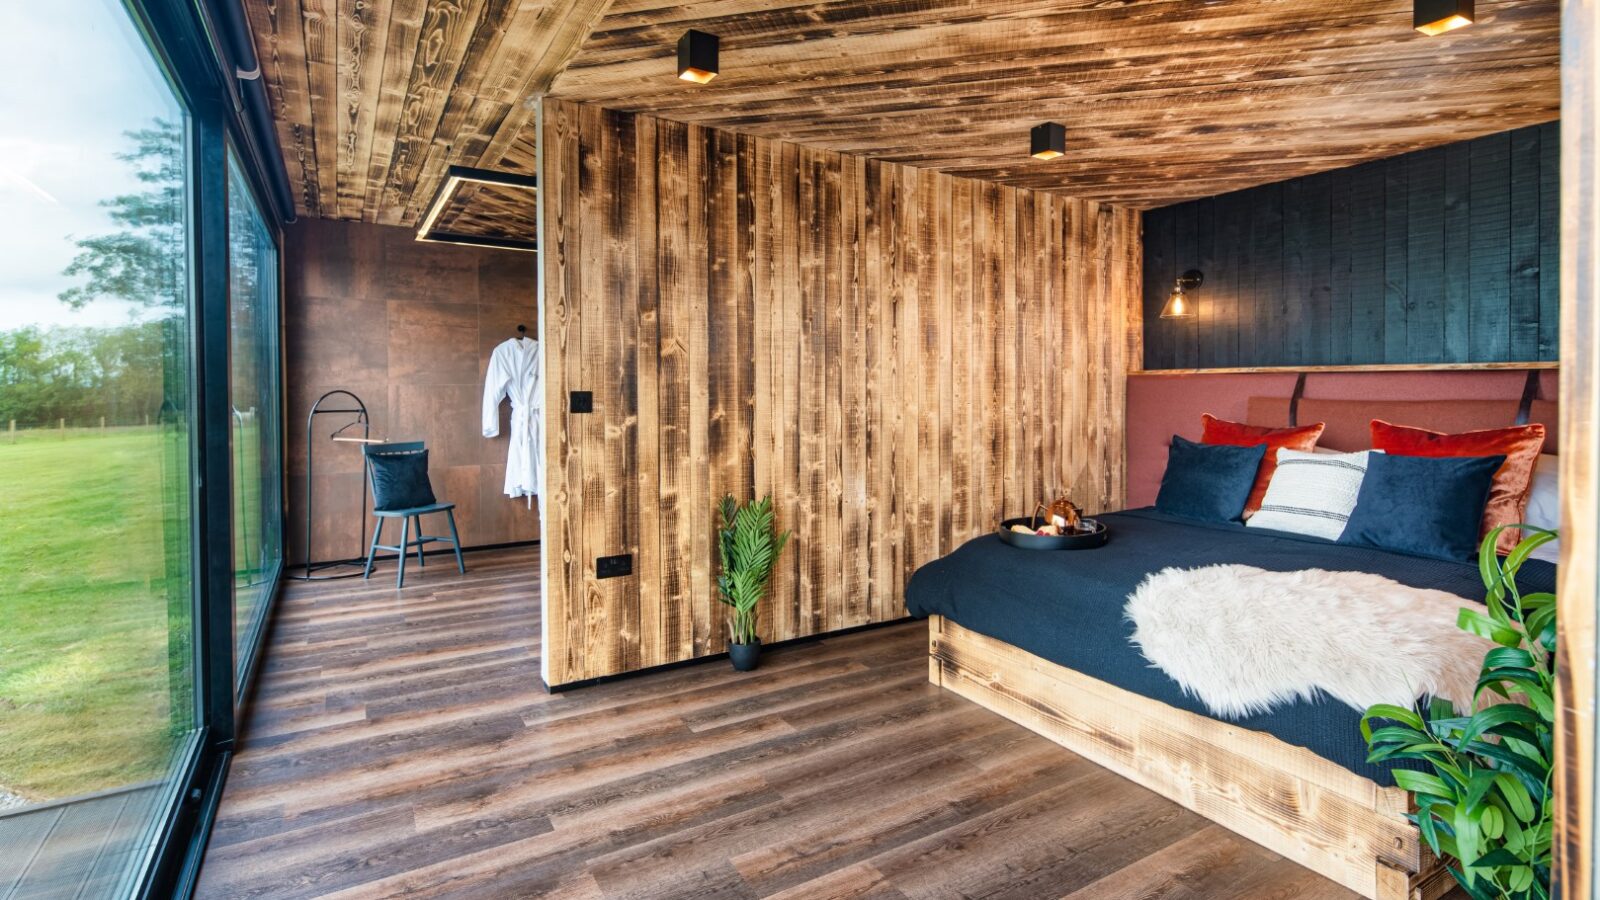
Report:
110,0,290,896
224,136,287,703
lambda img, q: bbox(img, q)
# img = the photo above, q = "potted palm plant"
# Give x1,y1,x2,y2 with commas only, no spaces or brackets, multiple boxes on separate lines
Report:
716,494,790,672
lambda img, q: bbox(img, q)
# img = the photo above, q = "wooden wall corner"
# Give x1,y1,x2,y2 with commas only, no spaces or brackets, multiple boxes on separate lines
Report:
539,101,1140,682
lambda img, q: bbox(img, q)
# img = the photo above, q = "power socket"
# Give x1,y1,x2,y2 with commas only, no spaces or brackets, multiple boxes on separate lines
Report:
596,554,632,579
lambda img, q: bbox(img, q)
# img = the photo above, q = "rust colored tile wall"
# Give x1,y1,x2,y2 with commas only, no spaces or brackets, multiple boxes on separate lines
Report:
284,218,539,564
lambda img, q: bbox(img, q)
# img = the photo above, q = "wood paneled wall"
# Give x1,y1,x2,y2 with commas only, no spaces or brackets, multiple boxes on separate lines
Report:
285,219,538,564
1555,0,1595,890
538,100,1141,686
1143,121,1560,371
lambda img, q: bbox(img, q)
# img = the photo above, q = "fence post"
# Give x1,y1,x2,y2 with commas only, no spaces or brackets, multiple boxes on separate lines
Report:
100,416,106,431
7,420,13,444
59,417,65,438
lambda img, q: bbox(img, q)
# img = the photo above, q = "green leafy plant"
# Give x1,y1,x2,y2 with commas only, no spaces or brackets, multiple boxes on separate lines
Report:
1362,525,1558,900
716,495,791,646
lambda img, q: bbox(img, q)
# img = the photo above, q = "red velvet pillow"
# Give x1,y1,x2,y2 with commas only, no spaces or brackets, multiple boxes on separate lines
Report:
1200,414,1326,518
1370,420,1547,555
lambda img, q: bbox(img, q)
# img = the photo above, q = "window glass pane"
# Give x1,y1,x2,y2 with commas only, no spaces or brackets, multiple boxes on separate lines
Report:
227,152,281,679
0,1,199,894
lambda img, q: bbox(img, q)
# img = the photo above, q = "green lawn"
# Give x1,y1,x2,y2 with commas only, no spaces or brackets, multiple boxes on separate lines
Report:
0,427,193,801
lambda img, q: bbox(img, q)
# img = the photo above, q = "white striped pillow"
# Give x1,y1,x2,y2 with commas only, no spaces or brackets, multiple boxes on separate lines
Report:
1245,449,1374,541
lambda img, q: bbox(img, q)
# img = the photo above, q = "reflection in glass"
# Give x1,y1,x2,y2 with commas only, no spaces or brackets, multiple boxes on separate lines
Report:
0,1,199,894
228,152,282,679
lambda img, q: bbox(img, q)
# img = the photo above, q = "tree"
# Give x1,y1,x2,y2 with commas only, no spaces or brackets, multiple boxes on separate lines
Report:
58,119,187,312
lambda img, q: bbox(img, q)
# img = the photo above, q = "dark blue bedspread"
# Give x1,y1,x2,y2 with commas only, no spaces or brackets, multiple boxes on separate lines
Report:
905,508,1558,785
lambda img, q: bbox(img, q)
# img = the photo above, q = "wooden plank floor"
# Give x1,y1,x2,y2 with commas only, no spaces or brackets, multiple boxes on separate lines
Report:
196,547,1361,899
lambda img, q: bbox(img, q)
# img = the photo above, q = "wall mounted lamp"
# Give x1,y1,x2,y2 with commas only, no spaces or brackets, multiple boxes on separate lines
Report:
1160,270,1203,319
1414,0,1474,35
678,30,720,83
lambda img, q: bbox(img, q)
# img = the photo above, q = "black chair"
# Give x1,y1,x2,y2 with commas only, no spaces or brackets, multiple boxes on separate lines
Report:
361,441,465,587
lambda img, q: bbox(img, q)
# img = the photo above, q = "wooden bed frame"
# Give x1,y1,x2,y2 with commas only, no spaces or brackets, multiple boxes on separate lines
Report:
927,615,1453,900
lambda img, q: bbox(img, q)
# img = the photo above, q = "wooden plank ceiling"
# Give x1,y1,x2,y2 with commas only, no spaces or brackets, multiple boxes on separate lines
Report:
249,0,1559,228
245,0,609,230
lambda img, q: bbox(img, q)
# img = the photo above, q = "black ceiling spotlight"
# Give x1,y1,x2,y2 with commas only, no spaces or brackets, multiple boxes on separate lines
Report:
1414,0,1474,35
677,29,719,84
1030,122,1066,160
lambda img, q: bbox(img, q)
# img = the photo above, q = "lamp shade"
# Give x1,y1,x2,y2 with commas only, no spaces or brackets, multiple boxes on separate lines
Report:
1030,122,1066,160
1160,269,1203,319
1159,289,1192,319
677,29,719,83
1414,0,1474,35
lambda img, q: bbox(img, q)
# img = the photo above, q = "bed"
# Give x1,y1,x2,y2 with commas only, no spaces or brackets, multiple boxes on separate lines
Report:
909,372,1558,900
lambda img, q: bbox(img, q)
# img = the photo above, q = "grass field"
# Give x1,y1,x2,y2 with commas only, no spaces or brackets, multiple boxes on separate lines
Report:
0,424,278,803
0,426,193,801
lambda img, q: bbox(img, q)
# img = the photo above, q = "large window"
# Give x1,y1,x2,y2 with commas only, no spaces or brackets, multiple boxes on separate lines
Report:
0,0,200,894
0,0,287,894
228,151,282,681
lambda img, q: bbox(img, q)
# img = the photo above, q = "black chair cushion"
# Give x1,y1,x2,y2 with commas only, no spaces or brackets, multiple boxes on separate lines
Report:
369,449,438,512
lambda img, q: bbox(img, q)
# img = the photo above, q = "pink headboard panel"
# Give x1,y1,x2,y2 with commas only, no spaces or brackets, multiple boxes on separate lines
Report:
1125,370,1557,509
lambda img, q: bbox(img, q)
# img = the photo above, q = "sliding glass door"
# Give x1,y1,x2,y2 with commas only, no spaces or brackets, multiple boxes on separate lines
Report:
228,150,283,684
1,0,289,894
0,0,201,894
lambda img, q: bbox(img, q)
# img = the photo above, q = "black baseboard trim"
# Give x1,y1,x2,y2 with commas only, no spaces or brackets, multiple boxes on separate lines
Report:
541,616,918,693
300,539,541,570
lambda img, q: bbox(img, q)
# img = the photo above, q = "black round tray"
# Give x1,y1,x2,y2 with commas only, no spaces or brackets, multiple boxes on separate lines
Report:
997,517,1109,550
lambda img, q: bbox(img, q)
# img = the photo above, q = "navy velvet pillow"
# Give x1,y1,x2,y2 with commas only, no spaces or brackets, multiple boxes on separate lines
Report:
1339,452,1505,562
1154,435,1267,523
369,450,437,511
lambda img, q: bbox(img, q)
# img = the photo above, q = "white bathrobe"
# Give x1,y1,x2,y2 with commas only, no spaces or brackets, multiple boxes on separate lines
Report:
482,337,542,500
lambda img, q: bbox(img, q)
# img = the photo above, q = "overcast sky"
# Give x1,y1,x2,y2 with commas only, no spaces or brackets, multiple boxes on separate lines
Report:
0,0,181,331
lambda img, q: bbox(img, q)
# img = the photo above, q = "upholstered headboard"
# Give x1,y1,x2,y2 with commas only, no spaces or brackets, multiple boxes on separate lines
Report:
1245,396,1559,453
1125,369,1557,508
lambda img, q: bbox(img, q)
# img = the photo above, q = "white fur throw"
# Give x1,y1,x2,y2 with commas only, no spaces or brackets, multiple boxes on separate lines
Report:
1125,564,1496,718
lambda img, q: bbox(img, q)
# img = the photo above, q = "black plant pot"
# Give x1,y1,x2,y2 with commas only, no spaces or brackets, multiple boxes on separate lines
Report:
729,639,761,672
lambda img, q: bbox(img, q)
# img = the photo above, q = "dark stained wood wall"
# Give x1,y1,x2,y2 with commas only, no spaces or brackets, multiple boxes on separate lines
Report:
1142,120,1560,370
538,100,1141,686
285,219,538,564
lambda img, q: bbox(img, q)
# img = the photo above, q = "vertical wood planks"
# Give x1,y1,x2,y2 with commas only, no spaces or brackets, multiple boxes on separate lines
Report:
1537,120,1559,361
1555,6,1597,891
798,146,827,635
541,98,582,686
1141,121,1559,371
686,124,712,658
1443,142,1473,364
1406,147,1446,365
540,100,1139,685
1382,155,1410,363
633,114,661,669
655,117,693,665
840,155,869,628
1349,162,1388,364
707,126,741,653
1509,126,1543,362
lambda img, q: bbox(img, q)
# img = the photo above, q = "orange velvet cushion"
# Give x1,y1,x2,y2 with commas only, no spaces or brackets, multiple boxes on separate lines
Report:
1200,414,1326,518
1369,419,1547,555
